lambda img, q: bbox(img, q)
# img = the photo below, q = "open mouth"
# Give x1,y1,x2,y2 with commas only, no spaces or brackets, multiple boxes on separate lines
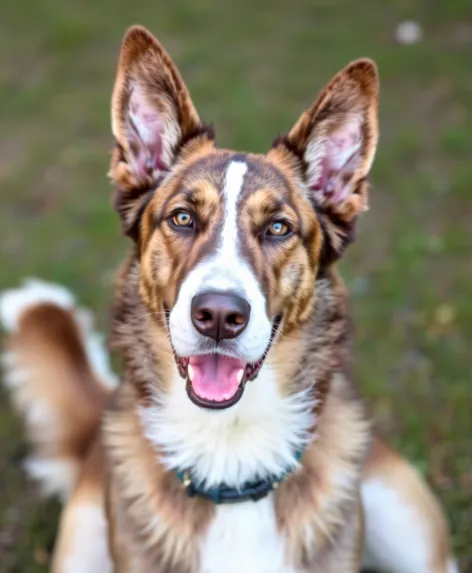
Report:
175,316,281,410
177,354,265,409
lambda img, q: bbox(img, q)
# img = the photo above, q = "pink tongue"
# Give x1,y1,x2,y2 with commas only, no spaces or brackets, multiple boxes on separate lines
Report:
189,355,246,402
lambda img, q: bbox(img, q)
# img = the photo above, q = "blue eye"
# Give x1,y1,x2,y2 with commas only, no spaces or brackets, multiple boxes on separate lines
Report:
171,211,193,227
267,220,291,237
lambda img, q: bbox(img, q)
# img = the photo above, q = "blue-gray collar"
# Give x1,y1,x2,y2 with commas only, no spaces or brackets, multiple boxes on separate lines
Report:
175,450,304,504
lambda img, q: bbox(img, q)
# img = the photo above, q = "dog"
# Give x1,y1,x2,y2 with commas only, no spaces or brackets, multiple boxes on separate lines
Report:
0,25,458,573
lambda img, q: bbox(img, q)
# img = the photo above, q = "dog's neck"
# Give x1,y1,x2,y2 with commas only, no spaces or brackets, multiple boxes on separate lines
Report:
110,256,353,489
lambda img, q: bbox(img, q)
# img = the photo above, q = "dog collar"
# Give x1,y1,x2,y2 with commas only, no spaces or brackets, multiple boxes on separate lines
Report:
175,450,304,504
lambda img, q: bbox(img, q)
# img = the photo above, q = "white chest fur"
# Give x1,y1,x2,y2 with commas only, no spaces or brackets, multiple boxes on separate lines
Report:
199,496,298,573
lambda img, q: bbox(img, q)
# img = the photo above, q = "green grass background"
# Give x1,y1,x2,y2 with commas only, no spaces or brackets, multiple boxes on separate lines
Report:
0,0,471,570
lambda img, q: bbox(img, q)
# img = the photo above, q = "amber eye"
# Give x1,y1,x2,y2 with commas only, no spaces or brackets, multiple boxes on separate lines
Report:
170,210,193,228
266,220,291,238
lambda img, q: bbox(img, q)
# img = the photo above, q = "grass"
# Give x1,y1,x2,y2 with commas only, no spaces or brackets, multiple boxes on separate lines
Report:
0,0,471,570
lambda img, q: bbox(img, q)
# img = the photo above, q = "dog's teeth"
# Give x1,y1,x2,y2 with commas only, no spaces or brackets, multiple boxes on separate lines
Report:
188,365,194,381
236,369,244,384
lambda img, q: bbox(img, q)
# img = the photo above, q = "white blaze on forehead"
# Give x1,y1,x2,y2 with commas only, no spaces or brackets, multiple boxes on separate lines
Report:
219,160,248,258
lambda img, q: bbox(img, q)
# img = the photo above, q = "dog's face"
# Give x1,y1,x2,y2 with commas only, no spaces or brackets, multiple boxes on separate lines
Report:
109,26,379,410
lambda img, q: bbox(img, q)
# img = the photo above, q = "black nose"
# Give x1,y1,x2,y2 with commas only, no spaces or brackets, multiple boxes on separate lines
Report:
191,292,251,342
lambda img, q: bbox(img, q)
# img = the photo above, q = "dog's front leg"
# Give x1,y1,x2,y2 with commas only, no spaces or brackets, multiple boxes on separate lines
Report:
51,447,113,573
361,435,457,573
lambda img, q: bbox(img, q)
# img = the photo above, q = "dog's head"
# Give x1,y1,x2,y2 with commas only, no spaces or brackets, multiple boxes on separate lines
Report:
109,26,379,410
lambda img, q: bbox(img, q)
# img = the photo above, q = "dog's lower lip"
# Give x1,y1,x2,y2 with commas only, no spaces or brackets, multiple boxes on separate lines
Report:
185,377,245,410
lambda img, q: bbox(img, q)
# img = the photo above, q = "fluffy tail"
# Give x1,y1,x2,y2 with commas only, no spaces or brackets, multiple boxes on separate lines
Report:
0,279,117,502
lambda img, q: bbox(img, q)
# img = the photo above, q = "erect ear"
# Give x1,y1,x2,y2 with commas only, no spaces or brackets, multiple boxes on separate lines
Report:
271,59,379,266
109,25,213,239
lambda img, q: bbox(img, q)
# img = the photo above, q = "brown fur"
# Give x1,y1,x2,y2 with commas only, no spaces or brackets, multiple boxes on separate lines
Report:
2,303,109,501
104,383,215,573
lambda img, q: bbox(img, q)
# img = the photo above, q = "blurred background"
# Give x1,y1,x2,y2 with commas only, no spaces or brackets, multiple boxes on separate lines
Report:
0,0,471,571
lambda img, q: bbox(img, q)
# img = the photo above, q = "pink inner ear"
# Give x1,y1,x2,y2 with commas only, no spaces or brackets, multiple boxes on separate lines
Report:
310,120,362,205
126,88,169,182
